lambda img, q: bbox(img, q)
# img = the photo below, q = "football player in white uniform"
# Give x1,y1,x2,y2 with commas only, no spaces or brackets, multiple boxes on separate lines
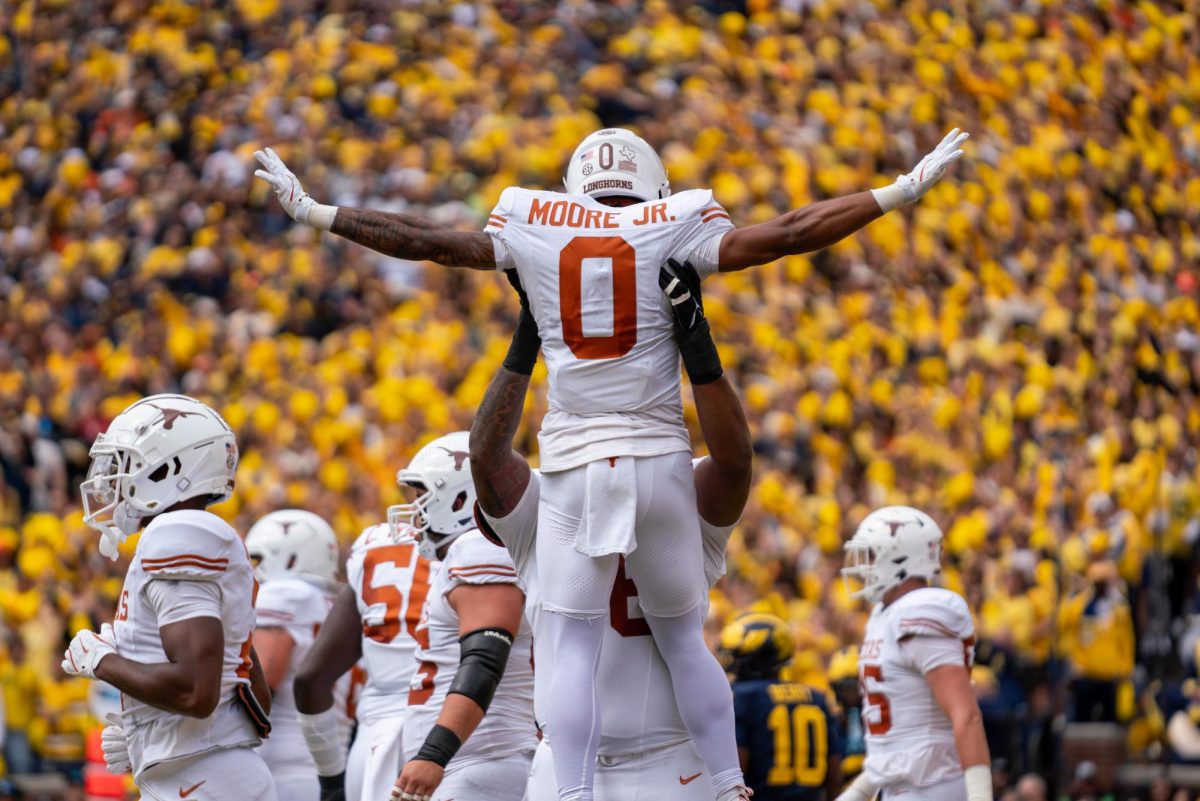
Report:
470,260,752,801
256,126,967,801
67,394,276,801
246,510,351,801
293,516,438,801
388,433,537,801
836,507,991,801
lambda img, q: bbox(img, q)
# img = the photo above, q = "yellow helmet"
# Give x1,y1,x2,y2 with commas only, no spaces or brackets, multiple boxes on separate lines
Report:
718,612,795,681
828,645,860,684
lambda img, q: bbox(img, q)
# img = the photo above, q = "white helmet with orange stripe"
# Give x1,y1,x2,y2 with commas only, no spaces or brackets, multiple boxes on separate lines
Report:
564,128,670,203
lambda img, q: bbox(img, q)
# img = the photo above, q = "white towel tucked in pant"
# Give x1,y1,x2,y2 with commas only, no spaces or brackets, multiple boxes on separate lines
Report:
575,456,638,557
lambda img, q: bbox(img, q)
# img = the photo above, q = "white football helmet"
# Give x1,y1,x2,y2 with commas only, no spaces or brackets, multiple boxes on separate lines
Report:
841,506,944,603
563,128,670,203
388,431,477,560
81,394,238,559
245,509,340,588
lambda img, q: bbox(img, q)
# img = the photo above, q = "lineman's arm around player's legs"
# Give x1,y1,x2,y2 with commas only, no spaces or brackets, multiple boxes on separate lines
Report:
392,582,525,801
294,584,364,801
929,663,992,801
660,258,754,527
716,129,968,271
254,149,495,270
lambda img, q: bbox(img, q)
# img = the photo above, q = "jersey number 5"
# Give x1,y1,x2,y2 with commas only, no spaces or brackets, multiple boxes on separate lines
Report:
560,236,637,360
859,664,892,735
361,544,429,644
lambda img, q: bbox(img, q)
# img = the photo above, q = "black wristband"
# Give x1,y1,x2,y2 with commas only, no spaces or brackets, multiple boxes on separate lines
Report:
679,317,724,385
502,308,541,375
317,772,345,801
415,724,463,768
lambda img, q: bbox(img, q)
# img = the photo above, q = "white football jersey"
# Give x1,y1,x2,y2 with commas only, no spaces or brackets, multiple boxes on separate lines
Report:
111,509,260,777
485,188,734,472
254,577,352,774
346,523,440,724
479,467,732,756
402,530,537,768
858,587,976,790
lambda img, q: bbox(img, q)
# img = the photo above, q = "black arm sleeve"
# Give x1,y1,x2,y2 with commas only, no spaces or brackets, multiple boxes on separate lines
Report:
447,627,514,711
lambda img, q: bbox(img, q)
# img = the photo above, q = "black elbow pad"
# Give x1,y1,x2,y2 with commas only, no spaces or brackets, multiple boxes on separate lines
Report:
448,627,514,711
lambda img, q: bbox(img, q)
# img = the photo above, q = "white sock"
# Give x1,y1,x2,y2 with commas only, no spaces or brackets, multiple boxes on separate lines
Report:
541,610,606,801
644,607,745,795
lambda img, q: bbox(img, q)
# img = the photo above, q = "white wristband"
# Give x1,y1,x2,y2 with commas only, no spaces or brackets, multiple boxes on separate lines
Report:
964,765,993,801
305,203,338,232
870,183,908,213
298,707,347,775
836,772,877,801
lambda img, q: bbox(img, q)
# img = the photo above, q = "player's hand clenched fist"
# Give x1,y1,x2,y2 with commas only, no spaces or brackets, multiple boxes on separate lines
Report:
100,713,131,774
390,759,444,801
253,147,337,231
62,623,117,678
872,128,969,211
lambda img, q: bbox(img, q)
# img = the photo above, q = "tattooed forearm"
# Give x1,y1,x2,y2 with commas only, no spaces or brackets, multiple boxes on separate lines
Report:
331,207,495,270
469,367,533,517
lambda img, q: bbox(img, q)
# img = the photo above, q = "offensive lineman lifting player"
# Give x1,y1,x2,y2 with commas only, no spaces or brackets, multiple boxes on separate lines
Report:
257,125,968,801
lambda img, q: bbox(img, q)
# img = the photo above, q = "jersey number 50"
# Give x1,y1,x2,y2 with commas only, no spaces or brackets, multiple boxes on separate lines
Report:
560,236,637,360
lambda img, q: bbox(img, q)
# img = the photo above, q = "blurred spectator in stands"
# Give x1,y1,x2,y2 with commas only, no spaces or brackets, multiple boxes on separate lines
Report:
1059,561,1135,723
1014,773,1047,801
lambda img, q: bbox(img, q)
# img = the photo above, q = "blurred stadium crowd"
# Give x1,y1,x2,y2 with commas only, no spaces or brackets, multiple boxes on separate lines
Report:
1,0,1199,796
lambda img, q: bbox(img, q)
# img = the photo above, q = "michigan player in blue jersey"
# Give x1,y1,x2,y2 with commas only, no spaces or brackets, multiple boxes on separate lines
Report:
828,646,866,787
720,613,842,801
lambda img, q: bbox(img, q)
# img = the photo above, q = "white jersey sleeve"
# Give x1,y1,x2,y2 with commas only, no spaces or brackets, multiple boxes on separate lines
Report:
138,513,237,581
443,532,521,591
895,588,975,642
483,187,519,271
143,579,222,626
665,189,734,278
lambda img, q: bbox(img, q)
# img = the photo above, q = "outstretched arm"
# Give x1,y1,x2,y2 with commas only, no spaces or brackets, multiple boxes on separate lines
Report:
718,129,968,271
255,148,495,270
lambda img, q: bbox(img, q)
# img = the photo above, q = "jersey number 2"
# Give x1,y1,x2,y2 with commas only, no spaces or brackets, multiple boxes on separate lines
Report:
560,236,637,359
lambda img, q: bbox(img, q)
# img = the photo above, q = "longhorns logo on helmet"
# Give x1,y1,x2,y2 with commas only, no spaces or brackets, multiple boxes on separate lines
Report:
390,431,478,560
143,403,205,431
437,447,469,471
841,506,944,603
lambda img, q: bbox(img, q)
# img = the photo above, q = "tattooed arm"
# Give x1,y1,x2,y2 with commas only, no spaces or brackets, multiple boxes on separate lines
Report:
254,148,495,270
468,367,533,518
331,208,496,270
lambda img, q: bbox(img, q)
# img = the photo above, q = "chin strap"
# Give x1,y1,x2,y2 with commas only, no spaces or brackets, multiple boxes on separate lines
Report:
98,528,127,561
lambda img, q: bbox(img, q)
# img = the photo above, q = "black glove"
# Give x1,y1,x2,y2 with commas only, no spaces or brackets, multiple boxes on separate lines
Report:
318,772,346,801
659,258,723,385
503,269,541,375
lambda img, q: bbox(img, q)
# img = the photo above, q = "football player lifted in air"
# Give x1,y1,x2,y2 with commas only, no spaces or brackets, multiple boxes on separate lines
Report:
470,260,752,801
69,394,276,800
718,613,842,801
246,510,351,801
837,507,991,801
256,125,967,801
291,470,441,801
386,433,536,801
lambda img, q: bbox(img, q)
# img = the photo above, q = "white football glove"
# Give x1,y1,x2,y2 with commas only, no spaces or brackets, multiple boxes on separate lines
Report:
62,623,117,678
253,147,338,230
872,128,970,212
100,713,131,774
